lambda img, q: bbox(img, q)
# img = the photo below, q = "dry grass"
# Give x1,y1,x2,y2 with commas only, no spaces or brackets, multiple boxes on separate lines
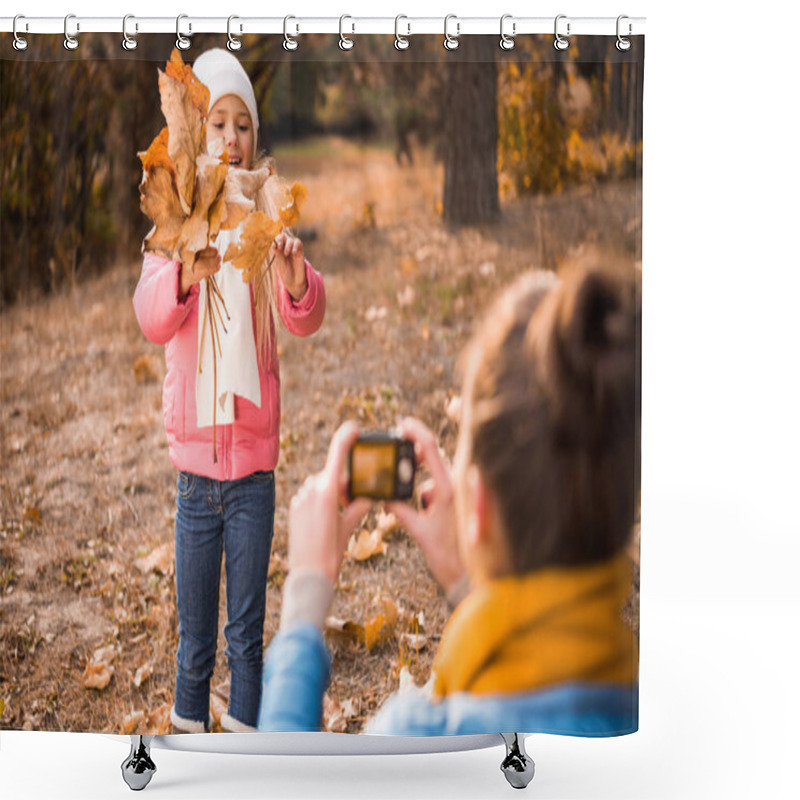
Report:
0,137,640,733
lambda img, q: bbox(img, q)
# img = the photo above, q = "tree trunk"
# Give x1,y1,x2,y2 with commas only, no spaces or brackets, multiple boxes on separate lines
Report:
442,36,499,227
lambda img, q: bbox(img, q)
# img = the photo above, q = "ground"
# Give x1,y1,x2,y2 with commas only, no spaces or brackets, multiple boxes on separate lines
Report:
0,138,641,734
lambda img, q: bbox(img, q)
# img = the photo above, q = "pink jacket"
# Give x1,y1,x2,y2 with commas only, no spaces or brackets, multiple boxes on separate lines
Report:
133,253,325,481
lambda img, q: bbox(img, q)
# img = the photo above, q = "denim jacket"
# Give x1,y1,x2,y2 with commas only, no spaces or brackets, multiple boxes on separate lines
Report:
257,625,638,737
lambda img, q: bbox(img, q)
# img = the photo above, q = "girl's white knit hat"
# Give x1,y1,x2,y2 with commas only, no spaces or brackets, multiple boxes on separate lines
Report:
192,48,259,150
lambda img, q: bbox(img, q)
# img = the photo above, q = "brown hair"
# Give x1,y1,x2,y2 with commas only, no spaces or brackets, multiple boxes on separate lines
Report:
463,265,641,573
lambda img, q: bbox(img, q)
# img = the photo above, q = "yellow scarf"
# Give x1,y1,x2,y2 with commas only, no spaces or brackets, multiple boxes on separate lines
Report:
433,554,637,698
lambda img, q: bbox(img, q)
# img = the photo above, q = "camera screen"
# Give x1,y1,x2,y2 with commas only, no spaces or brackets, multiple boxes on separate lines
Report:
350,442,396,498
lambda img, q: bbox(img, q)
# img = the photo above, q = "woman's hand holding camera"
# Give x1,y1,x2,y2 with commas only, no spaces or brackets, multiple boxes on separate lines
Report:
287,421,371,583
387,418,466,597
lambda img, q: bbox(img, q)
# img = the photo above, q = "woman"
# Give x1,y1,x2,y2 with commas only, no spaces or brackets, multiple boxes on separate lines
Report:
258,265,640,736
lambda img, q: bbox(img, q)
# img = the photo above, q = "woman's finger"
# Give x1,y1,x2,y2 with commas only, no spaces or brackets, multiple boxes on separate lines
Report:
386,500,421,538
324,421,361,489
398,418,451,497
340,498,371,540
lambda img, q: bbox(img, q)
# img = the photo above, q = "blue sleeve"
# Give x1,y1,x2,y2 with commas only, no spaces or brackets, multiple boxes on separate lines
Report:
257,624,331,732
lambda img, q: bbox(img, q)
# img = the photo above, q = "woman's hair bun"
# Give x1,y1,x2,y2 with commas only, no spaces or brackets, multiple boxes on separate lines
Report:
533,266,640,450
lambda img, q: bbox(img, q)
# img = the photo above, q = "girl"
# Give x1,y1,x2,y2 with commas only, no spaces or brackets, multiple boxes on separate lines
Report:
257,266,639,736
133,48,326,733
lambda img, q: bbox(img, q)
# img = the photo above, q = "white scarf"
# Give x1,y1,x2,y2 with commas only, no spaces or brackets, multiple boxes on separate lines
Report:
195,227,261,427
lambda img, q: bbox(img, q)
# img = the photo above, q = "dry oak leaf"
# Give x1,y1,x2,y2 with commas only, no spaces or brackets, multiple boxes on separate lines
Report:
140,165,186,257
159,49,209,215
224,211,282,283
347,527,388,562
82,644,116,690
179,152,228,273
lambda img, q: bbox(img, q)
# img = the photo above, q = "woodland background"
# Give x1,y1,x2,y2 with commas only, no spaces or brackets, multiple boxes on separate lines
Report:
0,33,642,733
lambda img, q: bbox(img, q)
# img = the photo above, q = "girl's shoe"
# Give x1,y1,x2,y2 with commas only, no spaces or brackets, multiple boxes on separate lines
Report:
170,706,207,734
221,712,257,733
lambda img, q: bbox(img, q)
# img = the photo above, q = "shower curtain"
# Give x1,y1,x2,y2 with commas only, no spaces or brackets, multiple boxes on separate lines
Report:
0,25,643,739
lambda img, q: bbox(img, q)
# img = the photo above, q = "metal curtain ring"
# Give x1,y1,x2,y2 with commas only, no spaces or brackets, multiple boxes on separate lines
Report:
554,14,570,51
63,14,79,50
12,15,29,51
176,14,191,50
394,15,410,50
283,15,298,51
499,14,516,50
443,14,459,51
122,14,138,51
227,15,242,51
616,15,632,51
339,15,355,50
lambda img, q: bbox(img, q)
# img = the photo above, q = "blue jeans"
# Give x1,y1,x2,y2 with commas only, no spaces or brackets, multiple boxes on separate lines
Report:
174,469,275,728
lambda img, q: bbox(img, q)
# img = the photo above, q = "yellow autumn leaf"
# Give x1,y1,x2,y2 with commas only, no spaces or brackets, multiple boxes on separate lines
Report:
364,598,399,651
179,153,228,272
140,166,185,258
223,211,282,283
347,527,388,562
216,163,274,236
280,182,308,228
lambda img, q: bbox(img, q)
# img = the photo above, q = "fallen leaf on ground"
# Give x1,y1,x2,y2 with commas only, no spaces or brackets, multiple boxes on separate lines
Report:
133,355,160,384
133,662,154,688
22,506,42,525
324,616,365,645
120,710,145,734
399,632,429,652
347,528,388,562
143,703,172,735
82,644,116,690
364,598,399,651
323,694,347,733
375,510,400,536
365,306,387,323
135,543,173,576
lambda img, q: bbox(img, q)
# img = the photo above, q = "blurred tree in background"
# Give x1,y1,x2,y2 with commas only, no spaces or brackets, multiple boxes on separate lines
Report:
1,33,642,307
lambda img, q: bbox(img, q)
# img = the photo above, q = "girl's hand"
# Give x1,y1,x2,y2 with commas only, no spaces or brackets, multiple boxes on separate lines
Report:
272,232,308,302
179,247,220,299
387,418,466,596
288,421,371,583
